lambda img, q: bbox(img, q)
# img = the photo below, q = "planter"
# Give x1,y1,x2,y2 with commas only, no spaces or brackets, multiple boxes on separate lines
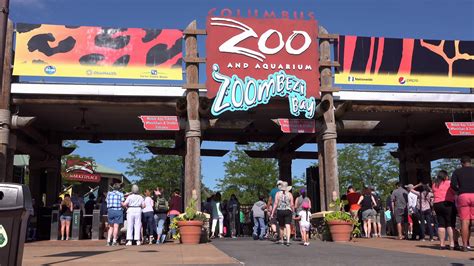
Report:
327,220,353,242
177,220,204,244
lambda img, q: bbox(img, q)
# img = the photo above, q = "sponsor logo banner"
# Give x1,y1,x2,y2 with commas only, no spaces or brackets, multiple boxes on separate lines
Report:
64,160,101,183
445,122,474,136
206,17,319,119
139,116,180,131
13,23,183,80
335,36,474,88
278,119,315,133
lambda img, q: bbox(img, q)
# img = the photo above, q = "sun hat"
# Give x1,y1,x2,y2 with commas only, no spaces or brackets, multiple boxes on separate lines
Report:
279,181,292,192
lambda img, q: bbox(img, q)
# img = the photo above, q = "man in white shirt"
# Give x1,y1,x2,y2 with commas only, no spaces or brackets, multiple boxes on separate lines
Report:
123,185,145,246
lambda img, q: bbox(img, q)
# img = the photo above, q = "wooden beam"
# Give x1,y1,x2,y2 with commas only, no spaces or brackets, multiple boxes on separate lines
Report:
148,146,228,157
319,61,340,67
184,20,202,211
183,57,206,63
183,29,207,35
351,104,474,114
209,119,253,129
339,120,380,131
288,134,317,151
269,133,297,151
320,87,341,93
319,33,339,40
334,101,352,119
244,150,318,159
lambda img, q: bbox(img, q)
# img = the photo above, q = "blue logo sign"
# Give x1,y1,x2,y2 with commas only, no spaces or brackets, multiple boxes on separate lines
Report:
44,65,56,75
211,64,316,119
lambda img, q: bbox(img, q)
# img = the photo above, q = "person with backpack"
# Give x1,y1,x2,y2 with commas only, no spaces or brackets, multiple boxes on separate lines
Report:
154,187,168,244
271,181,295,246
371,188,383,238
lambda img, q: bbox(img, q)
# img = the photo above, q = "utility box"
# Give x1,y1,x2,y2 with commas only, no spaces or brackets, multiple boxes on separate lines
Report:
0,183,33,266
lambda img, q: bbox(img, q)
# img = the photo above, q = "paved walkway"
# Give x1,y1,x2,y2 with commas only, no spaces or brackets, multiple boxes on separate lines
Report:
23,240,239,265
212,237,473,266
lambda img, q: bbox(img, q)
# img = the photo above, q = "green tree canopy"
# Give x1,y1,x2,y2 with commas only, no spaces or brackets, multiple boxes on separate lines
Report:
431,158,461,177
118,140,183,198
337,144,399,200
217,143,279,204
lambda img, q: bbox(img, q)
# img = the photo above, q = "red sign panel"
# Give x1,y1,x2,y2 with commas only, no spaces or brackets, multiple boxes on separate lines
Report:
64,160,101,183
278,119,316,133
139,116,180,131
445,122,474,136
206,16,319,119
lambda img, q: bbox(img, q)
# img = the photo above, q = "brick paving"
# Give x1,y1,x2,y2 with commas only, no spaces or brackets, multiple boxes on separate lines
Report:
23,240,240,265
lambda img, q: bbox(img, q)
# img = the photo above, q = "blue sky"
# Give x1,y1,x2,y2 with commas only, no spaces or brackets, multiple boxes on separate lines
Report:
9,0,474,189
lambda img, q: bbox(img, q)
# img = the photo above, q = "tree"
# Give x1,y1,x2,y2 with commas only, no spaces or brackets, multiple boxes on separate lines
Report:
337,144,399,200
217,143,279,204
118,140,183,198
431,158,460,177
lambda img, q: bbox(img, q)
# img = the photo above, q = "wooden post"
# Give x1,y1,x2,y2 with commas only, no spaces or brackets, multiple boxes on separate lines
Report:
278,153,293,185
0,19,12,181
319,26,340,204
317,136,327,211
184,21,201,210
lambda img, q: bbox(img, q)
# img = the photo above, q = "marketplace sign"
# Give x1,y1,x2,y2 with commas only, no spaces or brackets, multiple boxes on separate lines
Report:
64,160,101,183
13,23,183,80
335,36,474,88
445,122,474,136
139,116,180,131
206,16,319,119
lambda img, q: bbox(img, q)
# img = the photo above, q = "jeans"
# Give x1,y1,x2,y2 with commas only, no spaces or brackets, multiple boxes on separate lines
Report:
154,213,167,241
229,211,237,237
169,214,177,236
420,209,434,240
126,211,142,241
143,212,156,237
253,217,266,238
212,215,224,236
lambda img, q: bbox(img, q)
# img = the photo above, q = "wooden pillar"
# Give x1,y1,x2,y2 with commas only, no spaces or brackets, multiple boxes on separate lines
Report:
398,136,420,185
184,21,201,210
0,19,12,182
29,157,45,207
5,132,15,182
319,27,339,203
45,156,62,207
278,153,293,185
317,136,327,211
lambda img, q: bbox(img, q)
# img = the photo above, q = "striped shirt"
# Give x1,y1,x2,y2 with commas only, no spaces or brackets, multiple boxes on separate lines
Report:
106,190,124,210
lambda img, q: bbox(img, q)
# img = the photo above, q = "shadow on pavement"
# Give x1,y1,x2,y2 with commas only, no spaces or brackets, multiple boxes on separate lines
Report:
41,248,125,265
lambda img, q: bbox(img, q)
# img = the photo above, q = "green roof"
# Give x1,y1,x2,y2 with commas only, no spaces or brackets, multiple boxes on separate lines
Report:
94,163,122,175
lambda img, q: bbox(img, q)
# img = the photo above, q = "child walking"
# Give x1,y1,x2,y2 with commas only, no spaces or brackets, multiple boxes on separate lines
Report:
298,201,312,246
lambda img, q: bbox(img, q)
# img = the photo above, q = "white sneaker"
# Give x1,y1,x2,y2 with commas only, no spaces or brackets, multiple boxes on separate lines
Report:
136,241,141,246
149,237,154,245
126,241,132,246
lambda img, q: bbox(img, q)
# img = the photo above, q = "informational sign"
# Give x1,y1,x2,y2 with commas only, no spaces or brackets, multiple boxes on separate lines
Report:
14,23,183,80
206,16,319,119
64,160,101,183
335,36,474,88
139,116,180,131
445,122,474,136
278,119,315,133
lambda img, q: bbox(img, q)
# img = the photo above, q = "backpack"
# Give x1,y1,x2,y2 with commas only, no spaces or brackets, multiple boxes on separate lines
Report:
155,197,169,213
373,193,382,212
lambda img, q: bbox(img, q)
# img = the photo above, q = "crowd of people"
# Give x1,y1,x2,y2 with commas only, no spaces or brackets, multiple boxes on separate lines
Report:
55,155,473,251
344,156,474,252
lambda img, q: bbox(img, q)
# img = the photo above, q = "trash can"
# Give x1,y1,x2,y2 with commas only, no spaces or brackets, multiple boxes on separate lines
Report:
0,183,33,266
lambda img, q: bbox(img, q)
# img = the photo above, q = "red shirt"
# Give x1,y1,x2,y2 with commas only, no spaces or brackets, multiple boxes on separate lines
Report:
432,180,455,203
347,192,361,211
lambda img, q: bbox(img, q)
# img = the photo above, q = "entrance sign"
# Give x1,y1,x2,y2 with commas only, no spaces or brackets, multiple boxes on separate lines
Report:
278,119,315,133
64,160,101,183
13,23,183,80
445,122,474,136
206,17,319,119
139,116,180,131
335,36,474,88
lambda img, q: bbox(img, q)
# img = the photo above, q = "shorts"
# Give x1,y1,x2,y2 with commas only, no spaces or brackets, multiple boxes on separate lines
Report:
361,209,376,221
277,209,292,227
270,215,278,225
394,208,407,224
108,209,124,224
457,193,474,221
374,212,381,224
299,221,310,231
433,201,456,228
60,215,72,221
